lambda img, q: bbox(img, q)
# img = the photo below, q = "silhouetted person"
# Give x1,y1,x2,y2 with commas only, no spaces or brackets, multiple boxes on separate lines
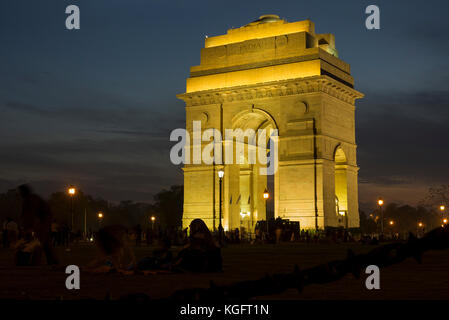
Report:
145,228,152,246
18,184,58,265
14,232,43,266
51,220,59,246
85,225,135,273
174,219,222,272
135,224,142,247
60,223,69,248
275,217,283,244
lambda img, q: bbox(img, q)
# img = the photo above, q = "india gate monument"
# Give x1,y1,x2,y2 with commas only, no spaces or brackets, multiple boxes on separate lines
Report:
177,15,364,232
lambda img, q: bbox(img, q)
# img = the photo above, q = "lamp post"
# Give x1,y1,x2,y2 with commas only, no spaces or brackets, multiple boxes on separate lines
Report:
378,198,384,238
440,205,446,228
263,188,269,235
67,186,76,252
389,220,394,238
218,169,224,245
417,222,423,237
68,186,76,229
151,216,156,231
98,212,104,228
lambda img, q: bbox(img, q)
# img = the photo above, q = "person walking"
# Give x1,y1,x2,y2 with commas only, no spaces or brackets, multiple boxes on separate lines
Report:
135,224,142,247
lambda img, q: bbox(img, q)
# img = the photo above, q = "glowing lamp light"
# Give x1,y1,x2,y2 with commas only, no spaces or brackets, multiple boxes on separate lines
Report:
440,205,446,212
98,212,103,219
339,211,346,216
377,198,384,206
218,169,224,179
263,188,269,199
151,216,156,222
389,220,394,225
68,187,76,195
418,222,423,227
443,219,448,224
240,212,250,218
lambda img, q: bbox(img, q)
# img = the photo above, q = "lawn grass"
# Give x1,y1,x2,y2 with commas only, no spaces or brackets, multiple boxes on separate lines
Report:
0,242,448,300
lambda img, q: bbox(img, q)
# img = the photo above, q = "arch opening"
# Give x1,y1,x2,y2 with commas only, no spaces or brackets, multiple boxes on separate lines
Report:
228,109,278,237
334,146,348,228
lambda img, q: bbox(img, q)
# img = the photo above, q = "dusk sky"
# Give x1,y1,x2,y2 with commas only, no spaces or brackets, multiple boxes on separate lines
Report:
1,0,448,212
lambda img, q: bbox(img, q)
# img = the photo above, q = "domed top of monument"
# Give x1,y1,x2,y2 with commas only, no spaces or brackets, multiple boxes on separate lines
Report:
248,14,283,25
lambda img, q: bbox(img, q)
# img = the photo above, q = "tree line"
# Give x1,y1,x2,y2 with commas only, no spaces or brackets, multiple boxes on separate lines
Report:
1,184,447,234
0,185,183,232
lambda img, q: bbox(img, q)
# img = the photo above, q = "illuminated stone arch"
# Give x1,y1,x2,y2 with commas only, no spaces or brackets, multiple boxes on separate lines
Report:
178,16,363,231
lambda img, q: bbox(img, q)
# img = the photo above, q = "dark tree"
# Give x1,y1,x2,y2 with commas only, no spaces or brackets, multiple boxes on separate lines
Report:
359,210,377,234
153,185,183,229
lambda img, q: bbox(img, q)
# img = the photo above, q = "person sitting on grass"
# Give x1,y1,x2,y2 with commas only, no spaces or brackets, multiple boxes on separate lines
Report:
14,232,43,266
172,219,222,273
84,225,136,274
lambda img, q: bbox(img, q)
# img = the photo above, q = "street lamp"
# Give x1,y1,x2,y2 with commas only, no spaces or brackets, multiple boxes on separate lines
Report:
389,220,394,226
441,206,446,228
263,188,269,200
378,197,384,238
68,186,76,228
218,169,224,245
417,222,424,238
67,185,76,251
151,216,156,230
263,188,270,235
98,212,104,228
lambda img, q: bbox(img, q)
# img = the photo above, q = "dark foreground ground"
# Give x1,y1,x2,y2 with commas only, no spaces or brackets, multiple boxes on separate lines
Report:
0,242,448,300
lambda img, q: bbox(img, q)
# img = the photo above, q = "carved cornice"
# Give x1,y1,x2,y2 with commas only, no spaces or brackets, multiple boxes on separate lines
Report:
177,75,364,107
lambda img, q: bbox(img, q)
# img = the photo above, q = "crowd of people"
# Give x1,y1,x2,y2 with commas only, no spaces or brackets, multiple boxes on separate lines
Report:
1,184,224,274
86,219,222,274
4,185,59,265
3,183,408,275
